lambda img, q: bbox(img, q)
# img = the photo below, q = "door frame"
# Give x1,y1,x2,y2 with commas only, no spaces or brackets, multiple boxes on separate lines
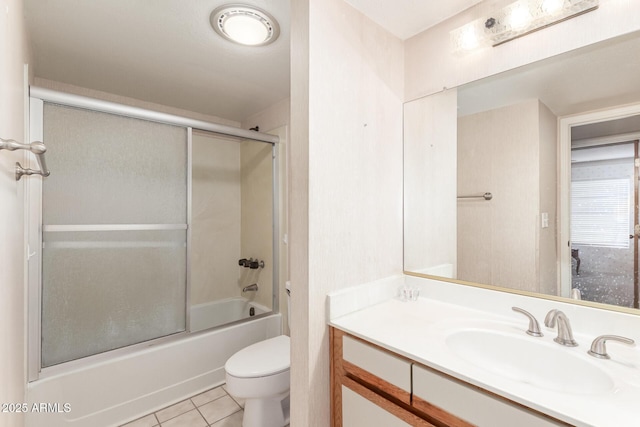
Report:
558,102,640,299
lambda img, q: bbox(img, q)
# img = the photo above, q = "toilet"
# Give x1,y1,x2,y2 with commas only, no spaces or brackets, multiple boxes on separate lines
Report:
225,284,291,427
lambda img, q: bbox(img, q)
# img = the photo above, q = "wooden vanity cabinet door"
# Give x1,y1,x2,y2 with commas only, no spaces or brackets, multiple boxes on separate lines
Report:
342,334,412,401
412,364,570,427
331,328,435,427
342,384,414,427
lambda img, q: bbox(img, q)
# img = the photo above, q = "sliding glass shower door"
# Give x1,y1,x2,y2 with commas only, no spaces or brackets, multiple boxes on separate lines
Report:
40,103,188,367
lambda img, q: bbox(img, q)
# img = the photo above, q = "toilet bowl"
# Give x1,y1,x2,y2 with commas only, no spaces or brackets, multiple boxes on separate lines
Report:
225,281,292,426
225,335,290,427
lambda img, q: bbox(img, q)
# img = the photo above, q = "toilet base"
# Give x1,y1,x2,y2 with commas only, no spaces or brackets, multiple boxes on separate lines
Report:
242,391,290,427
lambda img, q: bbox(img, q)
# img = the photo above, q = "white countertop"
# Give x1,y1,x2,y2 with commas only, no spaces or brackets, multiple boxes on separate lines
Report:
329,294,640,427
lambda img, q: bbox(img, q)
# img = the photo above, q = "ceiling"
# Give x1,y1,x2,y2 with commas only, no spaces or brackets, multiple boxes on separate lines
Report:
345,0,483,40
572,115,640,142
24,0,291,123
457,32,640,122
24,0,482,123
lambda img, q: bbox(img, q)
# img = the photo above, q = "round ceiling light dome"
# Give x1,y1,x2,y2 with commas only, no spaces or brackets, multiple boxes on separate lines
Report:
210,4,280,46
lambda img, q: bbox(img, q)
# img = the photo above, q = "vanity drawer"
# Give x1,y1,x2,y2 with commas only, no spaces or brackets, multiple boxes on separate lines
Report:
342,334,412,395
341,382,433,427
412,364,568,427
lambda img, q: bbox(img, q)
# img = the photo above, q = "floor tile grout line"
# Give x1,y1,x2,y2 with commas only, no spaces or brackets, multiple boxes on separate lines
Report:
193,404,209,427
121,411,162,427
229,395,243,408
208,407,243,427
192,391,230,409
154,399,196,425
221,388,243,409
191,386,229,408
195,395,243,426
159,407,208,427
121,386,236,427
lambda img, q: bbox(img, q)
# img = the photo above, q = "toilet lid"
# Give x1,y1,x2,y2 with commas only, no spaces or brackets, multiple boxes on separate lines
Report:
225,335,290,378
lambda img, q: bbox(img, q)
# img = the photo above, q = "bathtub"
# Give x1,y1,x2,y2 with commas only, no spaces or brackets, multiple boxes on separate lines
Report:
190,297,270,333
26,312,282,427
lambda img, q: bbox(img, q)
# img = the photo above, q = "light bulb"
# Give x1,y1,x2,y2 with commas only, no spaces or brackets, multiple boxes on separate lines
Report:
509,4,533,30
223,15,269,45
460,26,480,50
542,0,565,14
210,5,280,47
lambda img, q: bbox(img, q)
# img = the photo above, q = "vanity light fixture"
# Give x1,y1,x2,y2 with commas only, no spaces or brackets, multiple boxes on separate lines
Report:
210,4,280,46
451,0,599,54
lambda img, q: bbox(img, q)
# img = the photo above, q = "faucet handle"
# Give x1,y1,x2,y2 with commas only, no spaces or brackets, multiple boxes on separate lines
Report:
588,335,635,359
512,307,543,337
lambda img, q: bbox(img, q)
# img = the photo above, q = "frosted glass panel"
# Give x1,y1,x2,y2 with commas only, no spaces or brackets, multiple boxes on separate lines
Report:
42,230,187,367
41,104,188,367
42,104,187,224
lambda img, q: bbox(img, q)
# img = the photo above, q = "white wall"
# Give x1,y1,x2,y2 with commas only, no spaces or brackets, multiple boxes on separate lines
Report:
241,97,290,133
240,139,274,310
0,0,29,426
405,0,640,100
191,132,241,306
289,0,311,423
538,102,558,295
403,90,458,275
290,0,404,425
459,100,539,289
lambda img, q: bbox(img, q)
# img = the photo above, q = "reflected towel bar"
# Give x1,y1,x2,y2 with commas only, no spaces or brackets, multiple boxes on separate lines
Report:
457,192,493,200
0,137,50,181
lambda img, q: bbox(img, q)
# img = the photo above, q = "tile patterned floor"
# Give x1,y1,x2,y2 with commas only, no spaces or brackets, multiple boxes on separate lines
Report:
120,385,246,427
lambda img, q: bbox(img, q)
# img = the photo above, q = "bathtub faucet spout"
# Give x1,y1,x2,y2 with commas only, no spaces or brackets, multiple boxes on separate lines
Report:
242,283,259,293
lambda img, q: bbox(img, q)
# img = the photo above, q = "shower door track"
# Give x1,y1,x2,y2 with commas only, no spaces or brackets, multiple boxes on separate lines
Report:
29,86,279,144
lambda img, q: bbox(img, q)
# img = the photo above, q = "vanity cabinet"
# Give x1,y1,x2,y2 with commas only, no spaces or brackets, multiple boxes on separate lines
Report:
330,327,569,427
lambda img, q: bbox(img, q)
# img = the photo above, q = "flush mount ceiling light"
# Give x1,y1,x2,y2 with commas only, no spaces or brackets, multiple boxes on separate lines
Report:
210,4,280,46
451,0,599,54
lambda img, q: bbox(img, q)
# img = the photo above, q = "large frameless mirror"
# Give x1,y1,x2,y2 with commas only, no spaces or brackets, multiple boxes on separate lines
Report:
404,30,640,312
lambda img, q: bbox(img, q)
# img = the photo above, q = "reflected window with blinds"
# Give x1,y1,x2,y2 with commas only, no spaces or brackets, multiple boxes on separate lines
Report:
571,178,631,249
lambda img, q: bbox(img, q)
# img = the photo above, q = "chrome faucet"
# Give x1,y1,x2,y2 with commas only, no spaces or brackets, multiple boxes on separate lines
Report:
242,283,258,292
544,309,578,347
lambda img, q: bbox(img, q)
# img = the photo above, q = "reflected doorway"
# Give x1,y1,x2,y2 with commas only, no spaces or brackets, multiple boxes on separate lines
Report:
570,117,640,308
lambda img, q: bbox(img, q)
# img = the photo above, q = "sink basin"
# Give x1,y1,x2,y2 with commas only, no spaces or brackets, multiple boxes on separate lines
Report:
446,329,614,394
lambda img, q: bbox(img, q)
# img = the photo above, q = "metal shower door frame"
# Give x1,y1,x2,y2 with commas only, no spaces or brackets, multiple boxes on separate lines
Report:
26,89,280,381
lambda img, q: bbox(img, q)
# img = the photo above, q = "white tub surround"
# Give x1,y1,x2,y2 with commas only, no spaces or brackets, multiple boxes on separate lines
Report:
190,297,270,333
328,276,640,427
26,314,281,427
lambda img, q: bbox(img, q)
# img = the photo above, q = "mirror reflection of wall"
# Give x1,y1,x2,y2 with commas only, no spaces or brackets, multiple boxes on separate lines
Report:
457,99,557,295
403,90,457,276
403,31,640,312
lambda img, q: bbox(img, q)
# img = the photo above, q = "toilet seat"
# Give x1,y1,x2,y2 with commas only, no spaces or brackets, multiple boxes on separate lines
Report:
225,335,290,378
